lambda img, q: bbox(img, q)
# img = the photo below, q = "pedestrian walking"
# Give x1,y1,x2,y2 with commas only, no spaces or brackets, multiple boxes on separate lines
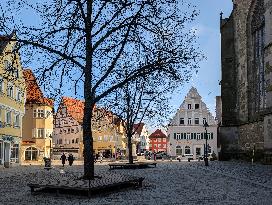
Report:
60,153,66,167
154,152,157,161
68,154,74,166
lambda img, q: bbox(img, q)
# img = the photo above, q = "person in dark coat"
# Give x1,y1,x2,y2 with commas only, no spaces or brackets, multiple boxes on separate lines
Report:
68,154,74,166
60,153,66,167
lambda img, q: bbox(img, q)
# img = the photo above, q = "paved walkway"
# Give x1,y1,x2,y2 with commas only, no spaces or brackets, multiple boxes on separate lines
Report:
0,161,272,205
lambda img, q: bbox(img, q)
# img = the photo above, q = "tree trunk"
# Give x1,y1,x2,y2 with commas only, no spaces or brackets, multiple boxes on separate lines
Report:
83,102,94,179
127,132,133,164
83,0,94,179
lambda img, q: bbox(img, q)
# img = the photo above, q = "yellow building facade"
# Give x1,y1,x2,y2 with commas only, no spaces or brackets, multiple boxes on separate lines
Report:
21,69,54,164
0,34,26,167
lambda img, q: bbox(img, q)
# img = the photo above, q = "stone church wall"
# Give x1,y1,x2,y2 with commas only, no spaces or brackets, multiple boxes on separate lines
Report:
220,0,272,161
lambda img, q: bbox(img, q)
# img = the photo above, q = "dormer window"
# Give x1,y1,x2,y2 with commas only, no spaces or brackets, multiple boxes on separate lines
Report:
195,104,199,109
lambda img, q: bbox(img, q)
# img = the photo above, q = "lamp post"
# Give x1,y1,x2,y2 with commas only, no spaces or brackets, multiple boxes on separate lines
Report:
203,120,209,166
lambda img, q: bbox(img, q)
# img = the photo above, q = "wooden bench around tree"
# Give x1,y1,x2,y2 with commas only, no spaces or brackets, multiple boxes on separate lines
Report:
109,162,157,170
27,170,144,197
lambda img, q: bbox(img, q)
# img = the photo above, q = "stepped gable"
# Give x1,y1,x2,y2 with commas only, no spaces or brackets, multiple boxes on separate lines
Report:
23,69,53,107
133,123,144,135
149,129,166,139
186,87,201,99
61,97,85,123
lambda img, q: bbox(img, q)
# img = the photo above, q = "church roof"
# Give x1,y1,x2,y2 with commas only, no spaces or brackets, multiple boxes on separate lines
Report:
23,69,54,107
149,129,167,139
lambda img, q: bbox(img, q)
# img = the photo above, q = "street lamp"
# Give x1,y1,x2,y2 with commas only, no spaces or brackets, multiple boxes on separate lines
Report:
203,120,209,166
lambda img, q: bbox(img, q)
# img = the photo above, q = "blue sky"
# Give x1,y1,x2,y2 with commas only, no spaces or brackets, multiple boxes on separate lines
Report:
1,0,233,129
169,0,233,118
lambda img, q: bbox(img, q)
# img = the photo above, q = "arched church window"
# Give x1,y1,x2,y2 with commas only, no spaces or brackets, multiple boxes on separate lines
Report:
248,0,266,115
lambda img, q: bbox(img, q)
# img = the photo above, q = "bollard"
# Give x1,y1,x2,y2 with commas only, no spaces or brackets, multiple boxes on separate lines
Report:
44,157,52,170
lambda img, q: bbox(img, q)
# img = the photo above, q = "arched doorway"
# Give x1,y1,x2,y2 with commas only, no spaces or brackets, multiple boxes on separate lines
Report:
25,147,38,161
185,146,191,154
176,146,182,156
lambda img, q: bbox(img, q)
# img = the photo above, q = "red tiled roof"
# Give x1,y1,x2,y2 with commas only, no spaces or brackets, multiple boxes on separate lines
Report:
23,69,54,107
149,129,167,139
133,123,144,135
60,96,118,124
61,97,85,123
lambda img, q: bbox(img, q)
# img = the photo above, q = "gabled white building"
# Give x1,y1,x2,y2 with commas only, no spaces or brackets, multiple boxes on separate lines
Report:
133,123,149,154
167,87,218,159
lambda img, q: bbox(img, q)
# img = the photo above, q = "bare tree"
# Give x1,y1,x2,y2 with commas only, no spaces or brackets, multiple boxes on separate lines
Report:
0,0,202,179
105,70,179,164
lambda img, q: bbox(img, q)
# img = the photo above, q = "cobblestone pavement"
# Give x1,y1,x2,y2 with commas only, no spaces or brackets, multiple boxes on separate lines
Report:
0,161,272,205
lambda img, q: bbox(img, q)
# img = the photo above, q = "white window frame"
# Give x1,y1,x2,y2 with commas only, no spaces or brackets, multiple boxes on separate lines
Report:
33,110,37,118
4,60,10,70
176,133,181,140
37,109,44,118
6,111,12,125
188,118,192,125
14,113,20,128
37,129,44,138
194,118,199,125
0,76,3,93
7,83,14,98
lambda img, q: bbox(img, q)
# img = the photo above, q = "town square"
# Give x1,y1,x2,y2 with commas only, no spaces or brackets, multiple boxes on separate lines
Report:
1,0,272,204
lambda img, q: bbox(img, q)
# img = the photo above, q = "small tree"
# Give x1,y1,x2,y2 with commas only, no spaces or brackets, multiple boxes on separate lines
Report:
0,0,202,179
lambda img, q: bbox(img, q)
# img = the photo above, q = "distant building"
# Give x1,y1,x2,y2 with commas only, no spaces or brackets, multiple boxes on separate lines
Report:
21,69,54,163
0,33,26,167
220,0,272,161
133,123,149,153
167,87,218,159
53,97,126,159
149,129,167,153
